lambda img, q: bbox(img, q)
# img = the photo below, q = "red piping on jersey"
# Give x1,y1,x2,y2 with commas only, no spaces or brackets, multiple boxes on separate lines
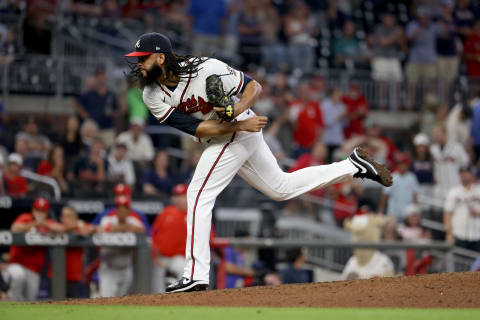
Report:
190,132,236,280
235,72,244,95
159,85,171,97
157,106,175,123
180,74,192,104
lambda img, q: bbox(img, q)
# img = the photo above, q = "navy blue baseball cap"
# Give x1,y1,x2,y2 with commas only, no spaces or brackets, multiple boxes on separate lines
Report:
125,32,173,57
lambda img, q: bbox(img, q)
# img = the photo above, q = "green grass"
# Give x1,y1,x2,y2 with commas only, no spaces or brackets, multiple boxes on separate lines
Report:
2,304,480,320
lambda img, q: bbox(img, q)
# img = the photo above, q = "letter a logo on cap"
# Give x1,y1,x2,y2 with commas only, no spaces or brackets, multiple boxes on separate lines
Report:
135,40,141,49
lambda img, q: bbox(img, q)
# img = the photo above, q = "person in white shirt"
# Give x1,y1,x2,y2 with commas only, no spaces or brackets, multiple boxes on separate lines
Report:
378,153,419,221
444,166,480,252
107,143,135,187
430,124,469,200
97,196,146,297
116,117,155,165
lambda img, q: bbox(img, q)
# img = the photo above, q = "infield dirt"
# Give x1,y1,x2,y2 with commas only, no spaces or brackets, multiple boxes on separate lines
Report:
56,272,480,308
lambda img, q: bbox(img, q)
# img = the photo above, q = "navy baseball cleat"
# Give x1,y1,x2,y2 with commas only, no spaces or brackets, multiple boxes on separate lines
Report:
348,147,393,187
166,277,209,293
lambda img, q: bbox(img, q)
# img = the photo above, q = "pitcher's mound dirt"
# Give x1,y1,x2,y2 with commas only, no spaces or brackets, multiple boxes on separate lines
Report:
58,272,480,308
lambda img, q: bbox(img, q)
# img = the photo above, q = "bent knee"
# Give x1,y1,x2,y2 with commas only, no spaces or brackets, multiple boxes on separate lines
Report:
7,264,27,282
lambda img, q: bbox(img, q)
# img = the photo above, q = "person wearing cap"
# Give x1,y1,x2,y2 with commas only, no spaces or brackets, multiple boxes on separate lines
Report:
405,6,442,109
437,0,459,105
371,11,405,101
126,32,391,293
2,153,27,197
378,152,419,221
430,124,469,199
411,133,434,185
97,195,146,297
73,65,119,147
397,204,433,276
116,117,154,164
107,142,135,187
151,184,189,293
91,183,150,233
341,83,369,139
7,197,64,300
444,165,480,252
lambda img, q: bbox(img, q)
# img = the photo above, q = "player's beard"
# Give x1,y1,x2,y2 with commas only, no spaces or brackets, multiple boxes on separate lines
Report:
139,63,163,88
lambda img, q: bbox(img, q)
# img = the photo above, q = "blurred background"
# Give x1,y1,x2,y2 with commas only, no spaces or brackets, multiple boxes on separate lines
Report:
0,0,480,302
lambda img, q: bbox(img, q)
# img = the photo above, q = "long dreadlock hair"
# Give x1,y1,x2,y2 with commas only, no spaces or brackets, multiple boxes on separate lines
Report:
126,52,209,86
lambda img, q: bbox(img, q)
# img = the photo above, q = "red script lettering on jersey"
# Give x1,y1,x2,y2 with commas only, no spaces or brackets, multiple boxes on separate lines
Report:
177,95,214,115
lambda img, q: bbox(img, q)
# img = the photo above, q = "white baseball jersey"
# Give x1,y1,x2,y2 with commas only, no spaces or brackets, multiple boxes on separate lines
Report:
143,58,244,123
142,57,359,283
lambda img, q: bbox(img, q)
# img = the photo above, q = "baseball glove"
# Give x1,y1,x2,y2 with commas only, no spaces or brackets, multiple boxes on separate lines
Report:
206,74,235,122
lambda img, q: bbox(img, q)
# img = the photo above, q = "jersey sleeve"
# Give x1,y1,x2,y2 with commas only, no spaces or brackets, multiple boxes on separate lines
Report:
208,59,246,96
142,87,175,123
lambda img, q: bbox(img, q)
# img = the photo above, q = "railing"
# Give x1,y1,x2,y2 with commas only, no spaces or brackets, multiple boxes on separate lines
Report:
2,231,472,300
21,169,62,201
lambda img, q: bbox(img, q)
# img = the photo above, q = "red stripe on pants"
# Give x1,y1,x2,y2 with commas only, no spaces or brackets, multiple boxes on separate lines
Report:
190,133,236,280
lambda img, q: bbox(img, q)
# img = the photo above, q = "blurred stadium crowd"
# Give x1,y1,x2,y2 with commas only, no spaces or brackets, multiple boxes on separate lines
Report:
1,0,480,301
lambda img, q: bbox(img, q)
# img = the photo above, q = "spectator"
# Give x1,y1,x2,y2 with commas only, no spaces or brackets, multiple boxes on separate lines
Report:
464,19,480,92
73,67,119,147
57,206,94,298
121,0,146,20
69,138,106,193
151,184,189,293
372,11,405,77
187,0,227,56
177,146,203,184
330,182,363,228
308,74,327,101
342,83,369,139
378,153,419,221
287,142,328,218
437,0,459,105
225,230,255,288
279,248,310,284
430,124,469,199
97,195,146,297
259,0,286,72
143,151,176,198
116,117,154,165
284,1,317,73
454,0,477,42
288,82,324,159
411,133,434,185
397,204,433,276
92,183,150,233
446,102,472,148
36,145,69,194
405,7,441,109
16,116,51,165
2,153,27,197
7,198,63,300
333,21,368,70
125,80,148,123
371,12,405,108
321,88,347,161
471,96,480,164
444,165,480,252
103,0,121,18
237,0,263,69
61,115,83,163
107,143,135,187
69,0,102,16
79,119,99,153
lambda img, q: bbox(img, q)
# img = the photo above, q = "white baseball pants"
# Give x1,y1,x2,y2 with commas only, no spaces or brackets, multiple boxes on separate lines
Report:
183,130,357,282
5,263,40,301
98,263,133,297
152,255,185,293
